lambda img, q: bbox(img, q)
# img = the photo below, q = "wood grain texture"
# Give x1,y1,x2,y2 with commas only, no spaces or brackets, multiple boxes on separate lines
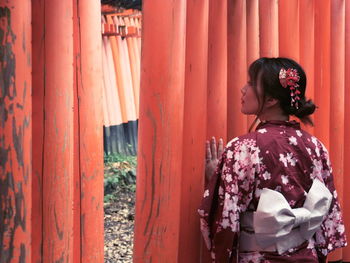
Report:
42,1,74,261
259,0,279,57
133,0,187,261
227,0,248,139
207,0,227,142
180,0,209,261
76,0,104,261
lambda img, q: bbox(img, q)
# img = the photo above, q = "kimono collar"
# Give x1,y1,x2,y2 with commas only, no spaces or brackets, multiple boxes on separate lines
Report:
256,120,301,130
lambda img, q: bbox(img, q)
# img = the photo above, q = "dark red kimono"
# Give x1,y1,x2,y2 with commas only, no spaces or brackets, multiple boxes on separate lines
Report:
199,120,347,263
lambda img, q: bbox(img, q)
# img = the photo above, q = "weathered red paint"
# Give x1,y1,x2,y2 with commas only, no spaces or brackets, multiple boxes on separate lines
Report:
135,1,349,261
75,1,104,262
3,0,350,262
133,0,187,261
259,0,279,57
73,1,82,262
207,0,227,142
42,1,74,262
0,1,32,262
314,0,331,149
179,0,209,262
278,0,299,60
227,0,248,139
246,0,260,130
299,0,315,134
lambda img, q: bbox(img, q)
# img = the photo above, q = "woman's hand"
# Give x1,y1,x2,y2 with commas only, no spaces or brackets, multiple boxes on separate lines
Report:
205,137,224,183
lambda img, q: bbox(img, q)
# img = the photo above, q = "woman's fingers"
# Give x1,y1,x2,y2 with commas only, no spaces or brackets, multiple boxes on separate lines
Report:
211,137,217,160
206,137,224,161
218,138,224,158
206,140,212,161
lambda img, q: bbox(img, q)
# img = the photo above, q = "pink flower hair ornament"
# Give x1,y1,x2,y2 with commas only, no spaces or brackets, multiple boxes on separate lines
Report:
279,68,301,109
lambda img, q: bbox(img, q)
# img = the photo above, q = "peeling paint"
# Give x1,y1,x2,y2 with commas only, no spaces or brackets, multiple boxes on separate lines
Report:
16,103,23,109
0,6,21,262
12,116,24,167
0,172,17,261
0,143,9,169
81,214,85,238
8,103,13,113
55,252,64,263
0,6,29,262
22,23,25,52
14,182,26,231
54,207,64,240
19,243,26,263
0,103,8,127
0,7,16,102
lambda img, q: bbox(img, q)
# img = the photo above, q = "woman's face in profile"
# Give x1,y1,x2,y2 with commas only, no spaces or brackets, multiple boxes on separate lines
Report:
240,77,261,115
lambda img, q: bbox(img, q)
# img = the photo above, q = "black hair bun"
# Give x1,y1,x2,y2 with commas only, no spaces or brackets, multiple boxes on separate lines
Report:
294,99,316,119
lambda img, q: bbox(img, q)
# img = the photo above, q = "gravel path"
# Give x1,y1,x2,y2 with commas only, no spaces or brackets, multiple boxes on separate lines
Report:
104,188,135,263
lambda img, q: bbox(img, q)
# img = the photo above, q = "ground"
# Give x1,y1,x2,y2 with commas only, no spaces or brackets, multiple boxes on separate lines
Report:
104,187,135,262
104,155,137,263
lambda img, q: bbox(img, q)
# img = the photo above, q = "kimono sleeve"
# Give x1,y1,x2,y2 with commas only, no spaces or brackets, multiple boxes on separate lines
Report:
313,141,347,259
198,138,259,262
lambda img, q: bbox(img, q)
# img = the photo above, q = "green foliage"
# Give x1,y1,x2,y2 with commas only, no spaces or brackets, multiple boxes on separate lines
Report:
104,153,137,203
104,152,137,166
104,193,116,203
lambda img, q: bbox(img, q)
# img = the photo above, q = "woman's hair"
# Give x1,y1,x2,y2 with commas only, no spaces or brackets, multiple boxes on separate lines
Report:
248,57,316,126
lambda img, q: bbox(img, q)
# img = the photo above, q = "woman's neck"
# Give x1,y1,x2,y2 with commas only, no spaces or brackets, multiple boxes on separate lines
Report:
257,108,289,122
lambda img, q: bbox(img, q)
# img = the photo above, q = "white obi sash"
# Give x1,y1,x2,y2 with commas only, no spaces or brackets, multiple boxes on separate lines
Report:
239,178,332,254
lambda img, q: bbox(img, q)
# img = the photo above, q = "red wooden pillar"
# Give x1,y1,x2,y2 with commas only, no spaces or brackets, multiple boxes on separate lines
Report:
328,0,345,261
246,0,260,130
343,1,350,261
299,0,315,134
0,1,32,262
278,0,300,128
43,1,74,261
259,0,279,57
246,0,259,71
314,0,331,149
73,1,82,262
227,0,247,139
32,0,44,262
75,1,104,262
133,0,187,262
278,0,299,60
179,0,209,262
207,0,227,141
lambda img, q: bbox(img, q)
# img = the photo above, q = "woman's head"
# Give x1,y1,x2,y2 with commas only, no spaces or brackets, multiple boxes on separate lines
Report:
241,57,316,125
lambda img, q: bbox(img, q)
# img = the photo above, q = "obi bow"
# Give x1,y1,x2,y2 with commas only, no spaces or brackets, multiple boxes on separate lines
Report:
253,178,332,254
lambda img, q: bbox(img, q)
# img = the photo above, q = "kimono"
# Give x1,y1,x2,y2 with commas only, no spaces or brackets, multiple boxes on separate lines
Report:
198,120,347,263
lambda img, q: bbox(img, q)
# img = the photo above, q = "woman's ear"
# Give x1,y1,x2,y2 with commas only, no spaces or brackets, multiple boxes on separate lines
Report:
264,96,279,108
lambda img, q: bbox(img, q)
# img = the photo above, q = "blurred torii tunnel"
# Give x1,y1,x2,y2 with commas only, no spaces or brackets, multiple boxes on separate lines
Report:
1,0,350,263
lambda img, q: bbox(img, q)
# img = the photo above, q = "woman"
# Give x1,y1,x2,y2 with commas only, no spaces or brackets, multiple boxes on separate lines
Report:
199,57,347,263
